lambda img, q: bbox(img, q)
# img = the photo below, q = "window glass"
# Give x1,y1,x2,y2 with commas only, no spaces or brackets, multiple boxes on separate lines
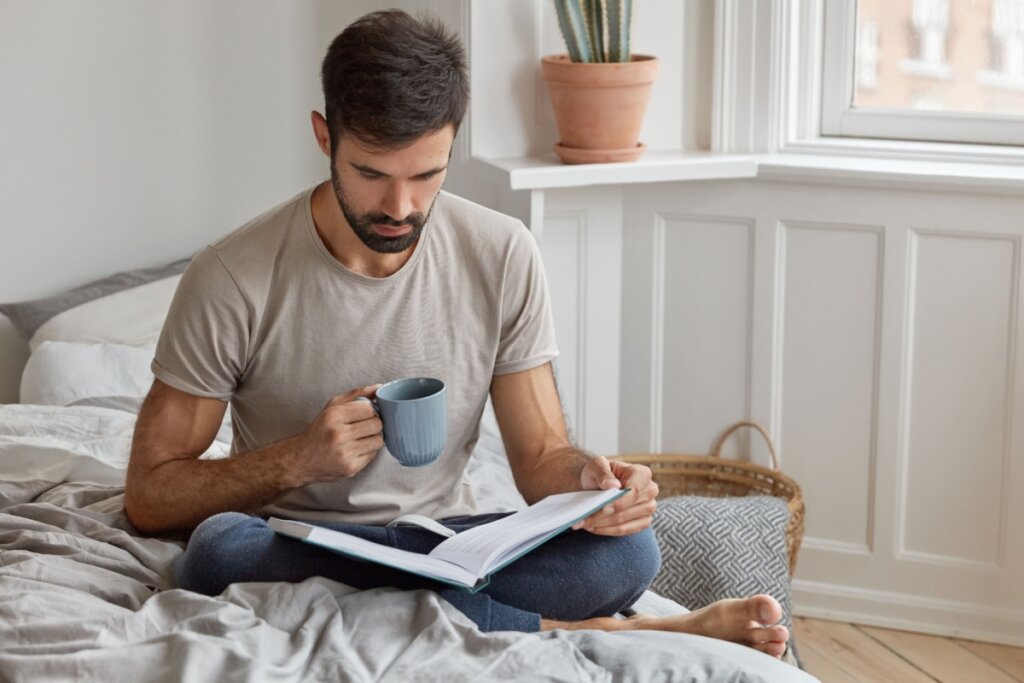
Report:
853,0,1024,115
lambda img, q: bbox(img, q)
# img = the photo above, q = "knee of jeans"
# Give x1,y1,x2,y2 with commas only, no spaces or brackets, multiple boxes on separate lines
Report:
614,527,661,591
576,528,662,608
173,512,259,593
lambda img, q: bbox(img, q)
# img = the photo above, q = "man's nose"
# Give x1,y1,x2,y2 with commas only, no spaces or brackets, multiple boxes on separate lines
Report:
380,181,414,222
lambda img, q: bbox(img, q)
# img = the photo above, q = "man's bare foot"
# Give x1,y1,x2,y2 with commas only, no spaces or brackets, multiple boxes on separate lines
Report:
634,594,790,658
541,594,790,659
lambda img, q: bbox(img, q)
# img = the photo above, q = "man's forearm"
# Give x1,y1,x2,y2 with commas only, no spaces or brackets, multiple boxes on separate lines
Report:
513,445,591,504
124,436,306,534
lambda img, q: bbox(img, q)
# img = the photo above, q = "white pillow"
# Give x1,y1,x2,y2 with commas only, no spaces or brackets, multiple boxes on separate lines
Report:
20,341,156,407
29,276,182,352
20,340,233,444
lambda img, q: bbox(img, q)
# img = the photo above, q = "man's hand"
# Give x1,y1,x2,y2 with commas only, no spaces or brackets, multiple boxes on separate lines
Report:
294,385,385,484
572,456,659,536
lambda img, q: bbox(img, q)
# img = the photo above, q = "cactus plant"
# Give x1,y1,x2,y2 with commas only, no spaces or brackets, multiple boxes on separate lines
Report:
543,0,656,163
553,0,634,63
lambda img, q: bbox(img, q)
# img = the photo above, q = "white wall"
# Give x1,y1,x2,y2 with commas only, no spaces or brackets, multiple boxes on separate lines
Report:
0,0,383,303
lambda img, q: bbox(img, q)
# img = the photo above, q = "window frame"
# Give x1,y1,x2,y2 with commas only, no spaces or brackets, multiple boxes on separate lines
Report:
712,0,1024,164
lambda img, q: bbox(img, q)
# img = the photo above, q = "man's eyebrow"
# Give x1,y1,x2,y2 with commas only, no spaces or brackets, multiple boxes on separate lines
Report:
349,162,447,178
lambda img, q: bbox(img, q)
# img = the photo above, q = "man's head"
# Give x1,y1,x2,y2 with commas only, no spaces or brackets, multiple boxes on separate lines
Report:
320,9,468,154
314,10,469,254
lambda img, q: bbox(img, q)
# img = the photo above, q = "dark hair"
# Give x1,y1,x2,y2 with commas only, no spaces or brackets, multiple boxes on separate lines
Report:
320,10,469,152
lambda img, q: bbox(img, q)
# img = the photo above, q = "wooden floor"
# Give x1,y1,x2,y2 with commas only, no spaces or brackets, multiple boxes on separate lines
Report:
792,617,1024,682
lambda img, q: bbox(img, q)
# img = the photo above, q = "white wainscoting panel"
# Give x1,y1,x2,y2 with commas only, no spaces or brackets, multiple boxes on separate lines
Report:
657,214,753,454
901,231,1018,567
621,183,764,460
544,210,586,439
779,221,882,554
538,187,625,456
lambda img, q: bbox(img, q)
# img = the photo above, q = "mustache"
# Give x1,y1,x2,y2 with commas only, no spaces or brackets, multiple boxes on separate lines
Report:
366,214,423,228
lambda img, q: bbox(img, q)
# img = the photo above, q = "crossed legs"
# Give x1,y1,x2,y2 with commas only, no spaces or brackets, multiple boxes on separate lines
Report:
174,511,789,657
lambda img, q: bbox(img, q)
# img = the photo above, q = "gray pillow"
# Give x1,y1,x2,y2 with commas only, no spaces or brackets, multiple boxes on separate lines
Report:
649,495,793,628
0,257,192,341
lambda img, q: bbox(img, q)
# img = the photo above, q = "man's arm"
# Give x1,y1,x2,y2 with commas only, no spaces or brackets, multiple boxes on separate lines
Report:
124,379,383,534
490,363,658,536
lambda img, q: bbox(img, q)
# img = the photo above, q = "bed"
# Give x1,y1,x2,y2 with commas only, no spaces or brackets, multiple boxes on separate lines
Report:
0,265,819,682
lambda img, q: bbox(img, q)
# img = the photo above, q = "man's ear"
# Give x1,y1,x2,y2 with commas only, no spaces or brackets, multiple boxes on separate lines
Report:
310,111,332,157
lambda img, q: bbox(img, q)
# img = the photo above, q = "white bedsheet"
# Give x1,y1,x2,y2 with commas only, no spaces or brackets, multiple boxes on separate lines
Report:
0,404,819,682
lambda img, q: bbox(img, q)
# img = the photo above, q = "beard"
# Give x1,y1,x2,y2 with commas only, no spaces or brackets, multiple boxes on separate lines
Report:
330,168,432,254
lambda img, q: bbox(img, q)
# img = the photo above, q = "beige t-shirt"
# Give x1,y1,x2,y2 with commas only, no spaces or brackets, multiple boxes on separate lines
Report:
152,186,558,525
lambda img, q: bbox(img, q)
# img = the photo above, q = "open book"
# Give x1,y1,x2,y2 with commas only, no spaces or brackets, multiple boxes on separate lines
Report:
268,488,628,593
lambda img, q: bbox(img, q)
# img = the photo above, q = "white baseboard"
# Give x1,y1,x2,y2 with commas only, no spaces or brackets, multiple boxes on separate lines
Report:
791,579,1024,648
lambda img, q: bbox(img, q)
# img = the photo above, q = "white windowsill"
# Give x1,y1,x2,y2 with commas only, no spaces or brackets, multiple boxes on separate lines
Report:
473,151,758,190
976,69,1024,92
898,58,953,80
474,147,1024,195
755,153,1024,194
781,135,1024,166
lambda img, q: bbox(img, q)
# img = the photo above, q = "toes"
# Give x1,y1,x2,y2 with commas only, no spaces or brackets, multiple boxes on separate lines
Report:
749,623,789,644
753,641,787,658
748,594,783,625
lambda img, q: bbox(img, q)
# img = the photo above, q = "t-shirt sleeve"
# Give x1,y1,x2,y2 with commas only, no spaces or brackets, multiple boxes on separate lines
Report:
151,247,249,400
493,225,560,376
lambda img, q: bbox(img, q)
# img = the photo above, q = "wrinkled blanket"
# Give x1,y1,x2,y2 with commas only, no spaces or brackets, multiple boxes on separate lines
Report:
0,405,818,682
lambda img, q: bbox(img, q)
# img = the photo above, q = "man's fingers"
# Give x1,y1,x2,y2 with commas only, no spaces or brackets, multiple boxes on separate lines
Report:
586,515,654,537
573,508,615,531
623,470,652,493
573,497,656,531
616,464,652,493
575,459,659,533
602,463,657,514
348,415,384,439
325,392,383,425
606,486,657,515
602,489,638,515
352,433,385,457
327,384,382,408
584,499,657,530
583,455,620,489
601,485,652,515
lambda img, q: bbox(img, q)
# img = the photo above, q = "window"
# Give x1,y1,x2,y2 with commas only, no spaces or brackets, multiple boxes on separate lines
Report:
821,0,1024,146
857,19,880,90
901,0,952,79
980,0,1024,95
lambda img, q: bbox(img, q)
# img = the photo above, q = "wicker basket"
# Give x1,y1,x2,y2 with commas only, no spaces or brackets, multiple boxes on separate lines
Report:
612,421,805,575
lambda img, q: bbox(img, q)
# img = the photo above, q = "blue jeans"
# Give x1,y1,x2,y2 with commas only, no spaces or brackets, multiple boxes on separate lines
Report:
173,511,661,633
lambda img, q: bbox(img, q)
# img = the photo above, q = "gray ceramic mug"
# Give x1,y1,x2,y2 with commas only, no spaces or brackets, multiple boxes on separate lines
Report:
359,377,447,467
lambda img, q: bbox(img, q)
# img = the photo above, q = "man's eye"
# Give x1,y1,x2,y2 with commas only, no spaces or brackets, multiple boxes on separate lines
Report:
359,171,381,179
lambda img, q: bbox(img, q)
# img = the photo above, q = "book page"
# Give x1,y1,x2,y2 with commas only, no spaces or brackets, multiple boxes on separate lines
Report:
428,488,625,578
269,518,479,587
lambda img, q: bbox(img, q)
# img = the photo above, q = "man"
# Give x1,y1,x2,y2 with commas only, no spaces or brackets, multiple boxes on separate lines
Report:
124,9,790,658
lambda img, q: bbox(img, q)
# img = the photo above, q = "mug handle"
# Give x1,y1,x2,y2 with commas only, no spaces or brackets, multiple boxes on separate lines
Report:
355,396,381,418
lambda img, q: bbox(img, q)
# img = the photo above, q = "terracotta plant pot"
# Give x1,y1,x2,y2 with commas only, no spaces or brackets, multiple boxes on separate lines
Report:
541,54,660,164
